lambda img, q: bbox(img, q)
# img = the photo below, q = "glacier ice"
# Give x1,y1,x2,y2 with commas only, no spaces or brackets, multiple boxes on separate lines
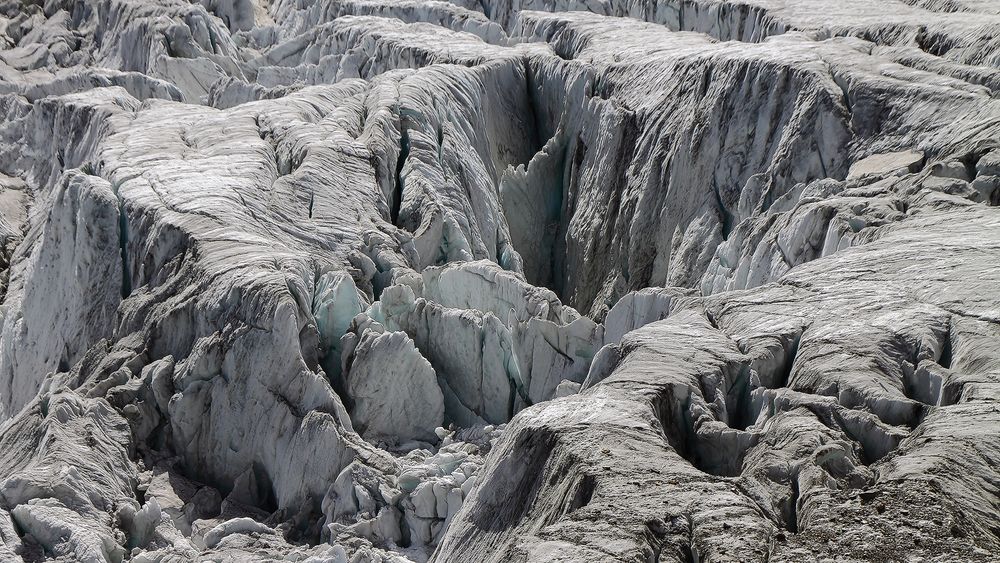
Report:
1,0,999,561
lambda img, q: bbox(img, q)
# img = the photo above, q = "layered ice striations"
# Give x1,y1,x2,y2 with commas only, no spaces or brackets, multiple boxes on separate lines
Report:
1,0,1000,562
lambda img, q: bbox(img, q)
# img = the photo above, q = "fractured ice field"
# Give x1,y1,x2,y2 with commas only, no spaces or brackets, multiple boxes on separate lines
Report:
0,0,999,561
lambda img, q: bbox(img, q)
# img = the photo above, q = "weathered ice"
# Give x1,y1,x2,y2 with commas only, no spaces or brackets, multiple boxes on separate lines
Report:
0,0,998,561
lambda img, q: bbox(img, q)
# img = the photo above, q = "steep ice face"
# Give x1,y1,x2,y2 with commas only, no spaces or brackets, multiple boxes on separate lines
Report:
1,0,1000,562
343,329,445,444
0,171,123,419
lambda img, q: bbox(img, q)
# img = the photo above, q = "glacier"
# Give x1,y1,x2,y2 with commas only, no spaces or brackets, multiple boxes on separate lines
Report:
0,0,999,561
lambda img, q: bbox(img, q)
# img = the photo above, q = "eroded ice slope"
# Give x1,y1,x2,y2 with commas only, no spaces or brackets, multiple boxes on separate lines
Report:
0,0,998,561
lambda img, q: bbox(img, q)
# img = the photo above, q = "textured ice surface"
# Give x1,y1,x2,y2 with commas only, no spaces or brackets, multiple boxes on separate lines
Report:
1,0,999,561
